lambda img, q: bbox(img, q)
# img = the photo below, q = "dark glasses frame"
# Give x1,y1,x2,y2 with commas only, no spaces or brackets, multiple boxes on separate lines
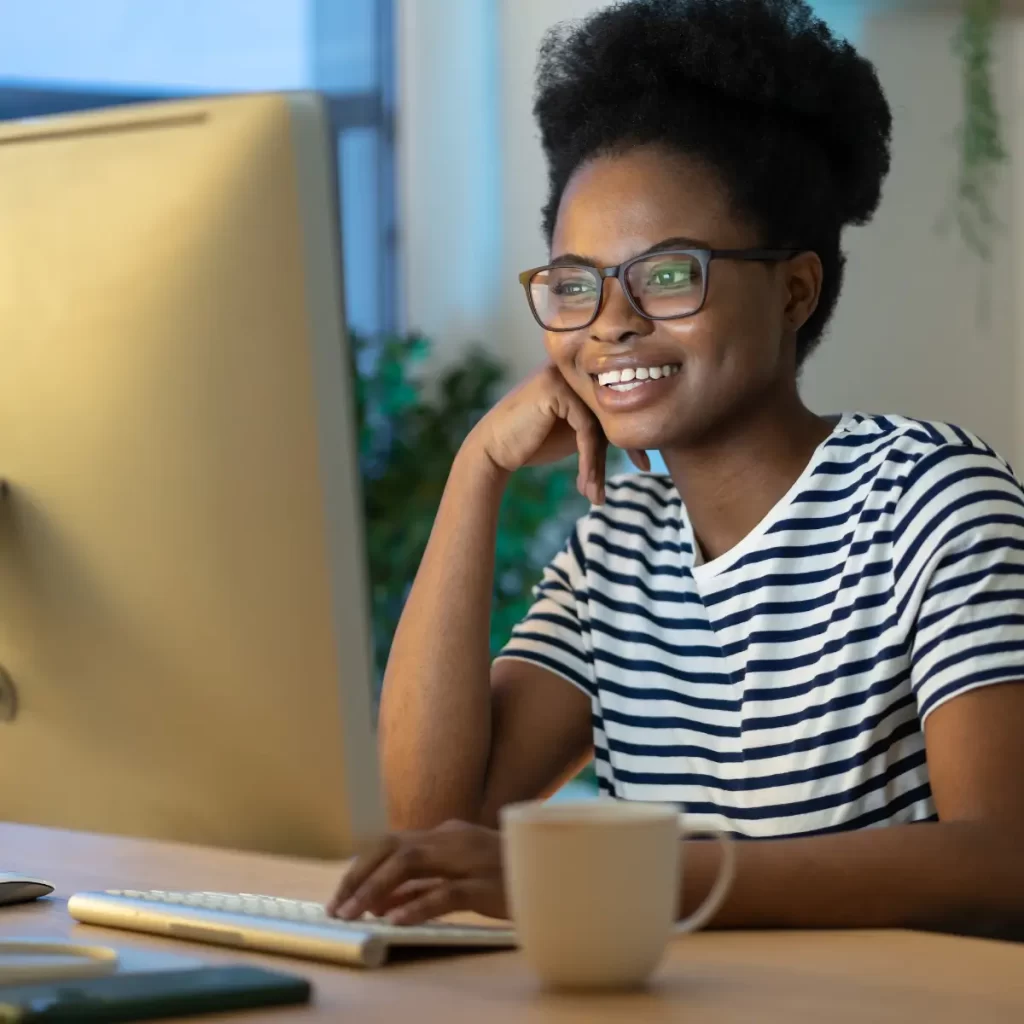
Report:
518,248,803,332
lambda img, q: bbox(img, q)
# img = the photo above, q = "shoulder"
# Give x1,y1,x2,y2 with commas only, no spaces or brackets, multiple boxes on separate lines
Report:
835,412,996,455
843,415,1024,559
836,413,1019,488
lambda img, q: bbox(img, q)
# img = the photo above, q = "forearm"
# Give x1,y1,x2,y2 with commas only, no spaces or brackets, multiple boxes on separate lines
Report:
378,437,508,830
682,822,1024,937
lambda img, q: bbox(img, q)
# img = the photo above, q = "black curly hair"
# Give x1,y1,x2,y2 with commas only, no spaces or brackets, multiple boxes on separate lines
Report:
535,0,892,364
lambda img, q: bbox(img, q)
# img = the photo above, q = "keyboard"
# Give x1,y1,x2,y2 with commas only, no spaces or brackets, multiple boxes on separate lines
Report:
68,889,517,968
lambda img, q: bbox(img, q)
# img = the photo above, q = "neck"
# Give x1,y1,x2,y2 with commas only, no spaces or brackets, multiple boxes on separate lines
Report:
660,391,834,562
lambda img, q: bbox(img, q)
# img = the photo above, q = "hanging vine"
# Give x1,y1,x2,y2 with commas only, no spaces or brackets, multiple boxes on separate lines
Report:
950,0,1006,261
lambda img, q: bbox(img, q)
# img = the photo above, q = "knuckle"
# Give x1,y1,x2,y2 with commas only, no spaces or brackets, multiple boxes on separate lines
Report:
426,882,454,913
397,845,422,870
361,880,385,903
440,881,469,911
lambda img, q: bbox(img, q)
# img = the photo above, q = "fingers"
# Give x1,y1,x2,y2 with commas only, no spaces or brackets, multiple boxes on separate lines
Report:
587,429,610,505
332,840,436,920
561,391,607,505
372,878,442,915
328,834,401,916
628,449,652,472
385,879,490,926
329,823,506,925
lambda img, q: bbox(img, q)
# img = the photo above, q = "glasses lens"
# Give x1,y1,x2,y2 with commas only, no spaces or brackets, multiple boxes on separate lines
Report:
626,253,704,319
529,266,600,330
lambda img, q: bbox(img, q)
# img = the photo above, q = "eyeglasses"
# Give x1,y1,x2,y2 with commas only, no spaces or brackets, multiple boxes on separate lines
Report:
518,248,801,332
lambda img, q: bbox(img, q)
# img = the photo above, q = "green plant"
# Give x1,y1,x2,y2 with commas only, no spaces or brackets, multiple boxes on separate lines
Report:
947,0,1007,261
351,331,586,682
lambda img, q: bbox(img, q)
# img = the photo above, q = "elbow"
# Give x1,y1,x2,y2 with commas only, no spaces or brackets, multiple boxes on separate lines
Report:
922,908,1024,943
916,821,1024,940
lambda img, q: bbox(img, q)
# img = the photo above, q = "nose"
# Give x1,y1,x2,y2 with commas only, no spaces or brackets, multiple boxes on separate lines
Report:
589,275,652,345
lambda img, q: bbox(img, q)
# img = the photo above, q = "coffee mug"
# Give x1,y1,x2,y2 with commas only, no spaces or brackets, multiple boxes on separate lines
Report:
500,800,735,990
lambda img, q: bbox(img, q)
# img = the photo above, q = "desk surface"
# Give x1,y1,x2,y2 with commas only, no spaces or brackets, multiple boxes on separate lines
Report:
2,822,1024,1022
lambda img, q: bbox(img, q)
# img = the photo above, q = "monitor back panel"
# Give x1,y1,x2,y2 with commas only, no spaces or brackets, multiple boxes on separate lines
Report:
0,94,383,858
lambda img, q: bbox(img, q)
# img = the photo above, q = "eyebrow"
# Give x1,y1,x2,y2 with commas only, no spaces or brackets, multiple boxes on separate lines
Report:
549,236,711,268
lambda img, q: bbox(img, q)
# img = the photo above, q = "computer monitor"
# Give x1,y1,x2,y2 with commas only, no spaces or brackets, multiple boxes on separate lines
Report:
0,93,385,858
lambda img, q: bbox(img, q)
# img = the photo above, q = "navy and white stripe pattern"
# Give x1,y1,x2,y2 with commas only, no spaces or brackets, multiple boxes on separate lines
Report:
498,414,1024,837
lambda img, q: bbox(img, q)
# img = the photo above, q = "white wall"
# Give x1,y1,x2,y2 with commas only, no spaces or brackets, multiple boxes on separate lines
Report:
496,0,612,381
396,0,601,372
1012,21,1024,470
800,11,1023,466
0,0,312,92
395,0,503,359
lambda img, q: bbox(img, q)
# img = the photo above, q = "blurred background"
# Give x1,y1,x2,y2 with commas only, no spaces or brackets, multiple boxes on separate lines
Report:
2,0,1022,692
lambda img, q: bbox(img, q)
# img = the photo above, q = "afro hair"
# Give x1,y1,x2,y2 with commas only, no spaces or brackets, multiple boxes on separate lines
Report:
534,0,893,363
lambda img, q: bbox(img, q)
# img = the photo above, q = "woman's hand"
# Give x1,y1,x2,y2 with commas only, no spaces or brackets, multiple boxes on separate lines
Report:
328,821,506,925
467,364,650,505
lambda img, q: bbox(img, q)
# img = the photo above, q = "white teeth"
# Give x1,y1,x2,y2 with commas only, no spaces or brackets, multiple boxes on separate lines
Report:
609,380,644,392
596,364,680,387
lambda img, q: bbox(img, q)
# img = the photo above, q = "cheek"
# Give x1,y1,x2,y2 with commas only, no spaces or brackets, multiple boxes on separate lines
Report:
544,332,583,375
703,273,785,364
544,334,598,405
671,300,782,381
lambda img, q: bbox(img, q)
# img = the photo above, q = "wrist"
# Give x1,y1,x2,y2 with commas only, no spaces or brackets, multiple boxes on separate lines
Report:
455,430,512,491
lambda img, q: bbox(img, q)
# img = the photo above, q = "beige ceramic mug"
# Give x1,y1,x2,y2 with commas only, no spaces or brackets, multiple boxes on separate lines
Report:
500,800,735,990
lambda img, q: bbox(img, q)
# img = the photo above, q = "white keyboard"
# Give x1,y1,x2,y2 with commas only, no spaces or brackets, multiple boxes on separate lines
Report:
68,888,517,968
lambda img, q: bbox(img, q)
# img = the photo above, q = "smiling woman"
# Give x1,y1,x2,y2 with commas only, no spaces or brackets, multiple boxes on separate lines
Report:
332,0,1024,936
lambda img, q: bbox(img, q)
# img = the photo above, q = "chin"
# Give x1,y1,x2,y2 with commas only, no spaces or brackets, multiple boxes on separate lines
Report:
602,422,676,456
600,410,703,456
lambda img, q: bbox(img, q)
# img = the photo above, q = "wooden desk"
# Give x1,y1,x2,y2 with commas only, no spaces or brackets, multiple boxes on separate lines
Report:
3,823,1024,1022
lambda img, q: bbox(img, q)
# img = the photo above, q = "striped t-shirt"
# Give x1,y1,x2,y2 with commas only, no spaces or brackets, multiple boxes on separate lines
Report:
498,413,1024,837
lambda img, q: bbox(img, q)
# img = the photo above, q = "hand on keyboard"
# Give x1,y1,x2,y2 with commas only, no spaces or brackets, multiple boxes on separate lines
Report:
329,820,506,926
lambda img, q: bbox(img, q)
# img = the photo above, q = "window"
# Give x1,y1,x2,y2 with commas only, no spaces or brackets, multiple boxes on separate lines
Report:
0,0,397,337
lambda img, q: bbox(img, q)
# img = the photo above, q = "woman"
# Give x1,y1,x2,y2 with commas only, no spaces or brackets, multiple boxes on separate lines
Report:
332,0,1024,933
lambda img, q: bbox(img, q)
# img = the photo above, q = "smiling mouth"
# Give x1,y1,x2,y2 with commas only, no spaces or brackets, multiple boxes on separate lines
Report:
591,364,681,392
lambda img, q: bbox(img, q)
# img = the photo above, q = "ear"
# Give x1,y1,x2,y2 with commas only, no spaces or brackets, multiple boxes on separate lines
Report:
783,251,824,333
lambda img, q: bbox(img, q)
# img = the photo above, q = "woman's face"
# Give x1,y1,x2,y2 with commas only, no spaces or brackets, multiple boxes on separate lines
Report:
544,145,819,453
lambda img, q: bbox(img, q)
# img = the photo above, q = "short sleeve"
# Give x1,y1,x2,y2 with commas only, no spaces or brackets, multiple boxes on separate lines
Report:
893,444,1024,721
495,521,595,698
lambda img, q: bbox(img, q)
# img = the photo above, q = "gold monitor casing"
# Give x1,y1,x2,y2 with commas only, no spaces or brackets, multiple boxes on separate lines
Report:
0,93,384,858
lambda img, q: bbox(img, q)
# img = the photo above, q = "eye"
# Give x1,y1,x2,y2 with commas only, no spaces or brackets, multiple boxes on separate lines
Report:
552,277,597,297
646,263,694,288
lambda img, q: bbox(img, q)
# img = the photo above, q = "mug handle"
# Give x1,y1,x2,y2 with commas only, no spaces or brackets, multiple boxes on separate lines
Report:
673,817,736,934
